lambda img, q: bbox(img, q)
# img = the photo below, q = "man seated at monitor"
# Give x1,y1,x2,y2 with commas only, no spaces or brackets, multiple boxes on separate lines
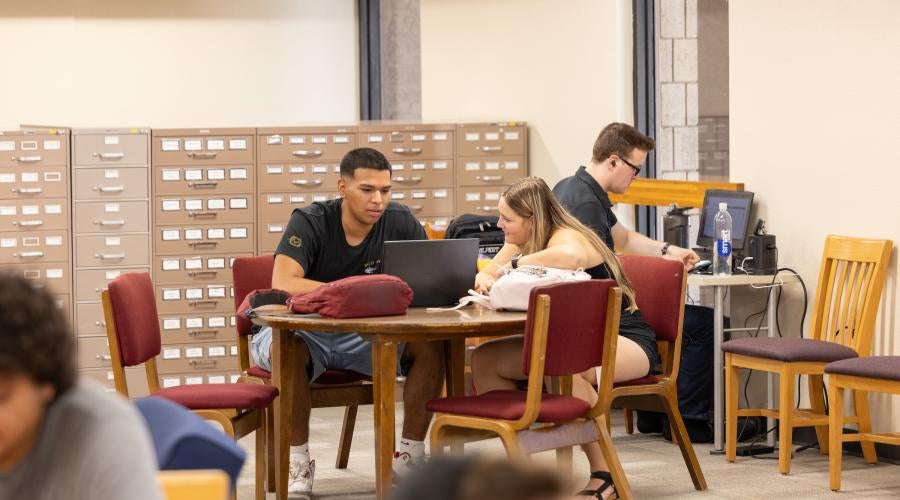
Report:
250,147,445,493
553,123,716,442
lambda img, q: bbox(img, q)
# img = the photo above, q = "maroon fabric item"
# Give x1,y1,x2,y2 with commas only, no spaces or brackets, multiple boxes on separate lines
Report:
523,279,617,376
236,288,291,325
722,337,858,362
425,390,591,423
620,255,684,342
233,255,276,337
154,383,278,410
614,374,660,388
288,274,413,318
825,356,900,381
107,272,162,366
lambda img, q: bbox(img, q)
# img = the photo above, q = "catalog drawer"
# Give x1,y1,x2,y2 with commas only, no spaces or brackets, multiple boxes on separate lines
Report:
73,167,149,200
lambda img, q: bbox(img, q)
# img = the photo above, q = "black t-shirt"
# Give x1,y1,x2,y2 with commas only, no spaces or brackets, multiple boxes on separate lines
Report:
552,166,618,249
275,199,426,282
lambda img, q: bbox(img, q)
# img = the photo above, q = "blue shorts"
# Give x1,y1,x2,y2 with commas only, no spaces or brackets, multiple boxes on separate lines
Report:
249,326,408,382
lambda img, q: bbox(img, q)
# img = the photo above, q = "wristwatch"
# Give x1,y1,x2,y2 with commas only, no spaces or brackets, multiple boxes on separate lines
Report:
511,256,520,269
660,242,672,256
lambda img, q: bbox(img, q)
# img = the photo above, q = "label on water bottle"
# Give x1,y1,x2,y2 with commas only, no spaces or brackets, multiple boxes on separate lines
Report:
716,230,732,257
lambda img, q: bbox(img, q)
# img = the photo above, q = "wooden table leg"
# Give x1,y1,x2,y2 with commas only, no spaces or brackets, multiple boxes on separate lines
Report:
445,339,466,396
272,327,295,500
372,338,397,500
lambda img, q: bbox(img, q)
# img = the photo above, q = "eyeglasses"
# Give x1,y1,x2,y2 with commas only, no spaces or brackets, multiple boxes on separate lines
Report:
617,155,642,176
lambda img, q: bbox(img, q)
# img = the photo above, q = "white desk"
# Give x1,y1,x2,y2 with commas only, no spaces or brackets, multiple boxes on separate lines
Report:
687,272,800,453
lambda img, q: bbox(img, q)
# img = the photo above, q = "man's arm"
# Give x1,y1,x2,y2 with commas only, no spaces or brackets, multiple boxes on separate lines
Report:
272,254,324,296
610,221,700,268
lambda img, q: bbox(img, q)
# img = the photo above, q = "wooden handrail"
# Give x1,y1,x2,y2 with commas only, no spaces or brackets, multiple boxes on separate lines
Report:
608,178,744,208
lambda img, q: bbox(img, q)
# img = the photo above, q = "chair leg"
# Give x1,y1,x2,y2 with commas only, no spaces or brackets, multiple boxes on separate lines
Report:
429,420,445,456
725,353,739,463
828,380,845,491
335,405,358,469
662,393,707,490
497,429,526,460
255,416,266,500
808,374,829,455
266,407,276,493
594,414,633,500
853,388,878,464
778,369,794,475
556,446,573,479
623,408,634,434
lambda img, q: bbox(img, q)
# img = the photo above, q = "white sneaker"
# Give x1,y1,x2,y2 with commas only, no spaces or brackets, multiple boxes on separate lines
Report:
392,451,424,480
288,458,315,493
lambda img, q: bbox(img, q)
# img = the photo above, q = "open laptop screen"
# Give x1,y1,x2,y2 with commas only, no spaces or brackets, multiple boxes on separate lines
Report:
696,189,754,252
382,238,479,307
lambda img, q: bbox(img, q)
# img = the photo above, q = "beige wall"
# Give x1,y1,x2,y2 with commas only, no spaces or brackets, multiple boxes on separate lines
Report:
420,0,632,185
0,0,358,128
730,0,900,429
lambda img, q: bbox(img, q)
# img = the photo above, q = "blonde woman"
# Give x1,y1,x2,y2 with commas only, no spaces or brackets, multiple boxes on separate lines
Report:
472,177,658,500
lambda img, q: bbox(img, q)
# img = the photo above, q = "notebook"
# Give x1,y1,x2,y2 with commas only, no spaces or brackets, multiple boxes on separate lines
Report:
382,238,480,307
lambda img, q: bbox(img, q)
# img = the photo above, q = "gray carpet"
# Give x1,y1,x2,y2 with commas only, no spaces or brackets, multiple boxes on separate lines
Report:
236,405,900,499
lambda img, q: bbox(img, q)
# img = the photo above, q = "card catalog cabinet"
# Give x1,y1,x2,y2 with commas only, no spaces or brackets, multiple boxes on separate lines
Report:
455,122,528,217
256,126,357,253
151,128,254,385
359,123,456,229
0,128,72,322
71,128,151,395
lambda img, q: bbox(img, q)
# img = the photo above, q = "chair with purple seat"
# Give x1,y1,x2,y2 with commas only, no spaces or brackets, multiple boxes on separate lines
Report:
232,254,373,473
826,356,900,491
427,280,634,498
102,272,278,500
723,235,892,475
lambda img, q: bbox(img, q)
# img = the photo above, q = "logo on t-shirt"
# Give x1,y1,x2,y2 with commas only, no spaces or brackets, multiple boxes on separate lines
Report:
288,235,302,248
364,259,380,274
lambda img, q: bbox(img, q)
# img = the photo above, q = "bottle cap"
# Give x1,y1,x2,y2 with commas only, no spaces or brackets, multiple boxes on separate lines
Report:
719,202,728,211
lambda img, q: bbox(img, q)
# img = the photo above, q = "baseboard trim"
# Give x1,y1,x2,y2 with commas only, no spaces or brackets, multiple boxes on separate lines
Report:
792,427,900,464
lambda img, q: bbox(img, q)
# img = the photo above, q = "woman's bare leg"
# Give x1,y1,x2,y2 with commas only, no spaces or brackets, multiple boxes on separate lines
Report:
470,334,527,393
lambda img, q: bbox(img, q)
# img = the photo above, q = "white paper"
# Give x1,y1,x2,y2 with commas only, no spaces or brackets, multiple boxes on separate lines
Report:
163,319,181,330
104,135,120,145
392,193,405,200
185,288,203,300
162,230,180,242
368,135,383,143
184,258,202,270
104,203,120,213
46,236,63,246
267,165,284,174
45,204,62,214
230,198,248,209
207,376,226,384
412,191,426,199
208,346,226,357
504,131,520,140
411,133,426,142
21,172,38,183
185,376,204,385
485,162,500,170
162,259,180,270
0,174,14,183
0,206,14,216
184,199,203,211
0,239,16,248
105,270,120,280
103,169,120,179
46,268,63,279
229,168,247,179
268,224,283,233
207,169,225,180
162,378,181,388
185,347,203,358
289,195,305,203
163,348,181,360
465,192,481,201
0,141,15,151
207,139,225,151
162,199,180,211
207,258,225,269
485,132,500,141
161,139,180,151
485,192,501,201
186,318,203,328
43,139,60,150
267,195,284,204
163,289,181,300
312,136,327,144
230,345,239,356
466,162,480,171
207,199,226,210
184,229,202,240
184,169,203,181
465,133,480,141
267,135,283,145
505,161,520,170
412,163,426,170
434,189,449,198
229,139,247,150
22,205,38,215
289,136,304,144
312,165,328,174
161,169,180,181
104,237,120,247
208,286,226,298
208,316,226,328
207,228,226,239
334,135,350,144
312,195,326,202
433,132,448,141
229,227,248,239
184,139,202,151
230,374,240,383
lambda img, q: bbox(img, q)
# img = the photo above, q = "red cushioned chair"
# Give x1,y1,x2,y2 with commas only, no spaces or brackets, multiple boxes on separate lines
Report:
232,255,373,474
427,280,634,499
102,272,277,500
612,255,707,491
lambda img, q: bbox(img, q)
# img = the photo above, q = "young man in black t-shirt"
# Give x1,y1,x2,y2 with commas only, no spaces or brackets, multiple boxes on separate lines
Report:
250,148,444,493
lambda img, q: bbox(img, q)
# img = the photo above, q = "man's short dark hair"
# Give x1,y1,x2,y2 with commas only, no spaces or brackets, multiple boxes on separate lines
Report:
0,271,75,397
591,122,656,163
339,147,391,178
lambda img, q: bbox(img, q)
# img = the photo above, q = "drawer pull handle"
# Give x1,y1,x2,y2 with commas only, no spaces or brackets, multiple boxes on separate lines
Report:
392,147,423,155
12,155,42,163
476,146,503,153
95,253,126,260
188,300,218,307
478,205,498,212
189,330,219,337
292,149,322,158
393,176,423,184
95,320,106,327
477,175,503,183
188,359,218,368
13,220,44,227
188,182,218,189
96,354,112,361
12,187,43,194
408,205,423,213
187,211,217,219
291,179,323,186
94,152,125,160
187,152,217,159
94,219,125,226
95,185,125,193
15,251,45,258
187,270,218,278
188,241,218,248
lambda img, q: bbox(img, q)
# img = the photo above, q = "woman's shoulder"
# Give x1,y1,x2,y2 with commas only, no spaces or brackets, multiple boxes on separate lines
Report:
548,227,591,246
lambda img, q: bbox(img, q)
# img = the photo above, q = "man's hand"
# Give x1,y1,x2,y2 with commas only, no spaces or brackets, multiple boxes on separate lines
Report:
474,271,496,294
665,246,701,269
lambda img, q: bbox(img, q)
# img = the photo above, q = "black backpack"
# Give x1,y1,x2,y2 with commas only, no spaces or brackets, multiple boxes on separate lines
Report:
445,214,505,259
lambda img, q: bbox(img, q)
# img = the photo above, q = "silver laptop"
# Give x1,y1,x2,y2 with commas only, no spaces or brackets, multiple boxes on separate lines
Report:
382,239,479,307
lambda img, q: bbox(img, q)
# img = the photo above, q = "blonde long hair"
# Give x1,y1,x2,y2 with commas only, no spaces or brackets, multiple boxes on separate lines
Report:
502,176,638,312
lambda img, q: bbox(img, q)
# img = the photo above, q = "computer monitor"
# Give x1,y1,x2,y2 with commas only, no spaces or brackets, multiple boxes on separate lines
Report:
695,189,755,252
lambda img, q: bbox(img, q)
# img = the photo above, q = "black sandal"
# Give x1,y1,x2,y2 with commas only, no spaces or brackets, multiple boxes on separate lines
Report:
576,470,617,499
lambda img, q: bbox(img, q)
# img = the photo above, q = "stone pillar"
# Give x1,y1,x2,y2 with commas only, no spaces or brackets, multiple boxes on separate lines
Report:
379,0,422,120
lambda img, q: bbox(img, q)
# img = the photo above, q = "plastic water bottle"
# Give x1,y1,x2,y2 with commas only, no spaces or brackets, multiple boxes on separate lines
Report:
713,202,733,276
